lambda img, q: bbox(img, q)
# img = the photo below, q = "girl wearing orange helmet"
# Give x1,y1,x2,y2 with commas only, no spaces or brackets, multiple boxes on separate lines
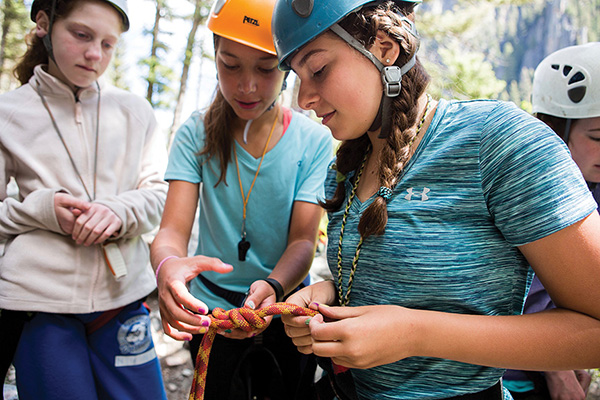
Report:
150,0,332,398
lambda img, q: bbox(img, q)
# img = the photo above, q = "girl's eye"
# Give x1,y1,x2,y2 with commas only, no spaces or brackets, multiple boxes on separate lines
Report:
222,62,238,70
312,66,326,79
259,67,277,73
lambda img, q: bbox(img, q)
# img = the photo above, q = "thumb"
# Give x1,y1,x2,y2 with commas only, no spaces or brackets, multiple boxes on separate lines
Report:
191,255,234,275
314,304,361,322
61,196,91,211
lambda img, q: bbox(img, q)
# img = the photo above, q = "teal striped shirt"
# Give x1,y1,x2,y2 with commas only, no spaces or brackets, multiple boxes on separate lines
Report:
325,99,596,399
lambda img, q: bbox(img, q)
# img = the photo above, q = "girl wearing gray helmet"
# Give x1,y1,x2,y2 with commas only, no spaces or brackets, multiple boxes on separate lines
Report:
0,0,168,398
273,1,600,399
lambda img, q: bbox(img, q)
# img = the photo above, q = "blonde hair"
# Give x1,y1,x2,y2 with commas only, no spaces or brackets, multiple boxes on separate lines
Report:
321,1,430,238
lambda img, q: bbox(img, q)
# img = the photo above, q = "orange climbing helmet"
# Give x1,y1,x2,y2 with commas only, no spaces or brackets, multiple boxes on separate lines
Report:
207,0,277,55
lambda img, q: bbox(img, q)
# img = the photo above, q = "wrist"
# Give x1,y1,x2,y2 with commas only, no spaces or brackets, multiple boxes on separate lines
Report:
263,278,284,302
155,255,179,281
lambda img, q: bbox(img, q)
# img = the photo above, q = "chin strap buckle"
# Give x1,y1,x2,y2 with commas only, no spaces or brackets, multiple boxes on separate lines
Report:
382,66,402,97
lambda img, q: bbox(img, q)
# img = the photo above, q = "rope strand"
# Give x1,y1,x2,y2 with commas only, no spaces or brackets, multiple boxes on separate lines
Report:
189,303,318,400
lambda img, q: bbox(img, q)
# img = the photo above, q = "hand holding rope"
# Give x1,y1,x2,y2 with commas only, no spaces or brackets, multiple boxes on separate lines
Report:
188,302,318,400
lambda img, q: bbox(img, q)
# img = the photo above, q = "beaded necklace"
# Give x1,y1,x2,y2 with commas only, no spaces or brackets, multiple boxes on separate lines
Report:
336,95,432,306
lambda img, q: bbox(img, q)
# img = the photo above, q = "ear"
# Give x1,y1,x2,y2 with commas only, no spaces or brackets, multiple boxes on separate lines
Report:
369,30,401,66
35,10,51,38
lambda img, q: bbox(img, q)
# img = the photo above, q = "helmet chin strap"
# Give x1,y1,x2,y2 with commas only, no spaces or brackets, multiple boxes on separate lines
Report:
242,74,289,144
42,0,57,63
330,19,417,139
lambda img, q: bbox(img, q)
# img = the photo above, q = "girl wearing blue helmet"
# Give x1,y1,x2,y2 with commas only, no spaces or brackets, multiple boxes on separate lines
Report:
273,1,600,399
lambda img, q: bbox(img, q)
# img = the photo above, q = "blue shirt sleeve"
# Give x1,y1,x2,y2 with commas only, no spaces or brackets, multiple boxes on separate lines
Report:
480,102,596,245
165,111,204,184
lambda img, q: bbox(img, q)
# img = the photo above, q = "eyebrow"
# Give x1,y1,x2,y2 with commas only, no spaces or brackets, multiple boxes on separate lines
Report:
295,48,327,68
219,50,276,61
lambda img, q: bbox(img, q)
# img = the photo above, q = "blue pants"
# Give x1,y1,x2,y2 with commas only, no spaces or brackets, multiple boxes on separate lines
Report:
14,300,167,400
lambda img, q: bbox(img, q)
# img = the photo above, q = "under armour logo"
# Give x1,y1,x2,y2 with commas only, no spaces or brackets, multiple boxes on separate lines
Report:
243,16,259,26
405,187,430,201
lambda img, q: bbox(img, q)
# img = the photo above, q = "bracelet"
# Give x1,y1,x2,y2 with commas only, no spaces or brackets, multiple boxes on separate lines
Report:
155,255,179,281
263,278,284,302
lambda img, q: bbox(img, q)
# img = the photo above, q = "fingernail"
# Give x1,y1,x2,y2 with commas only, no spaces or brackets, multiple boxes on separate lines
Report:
251,333,258,337
184,337,191,342
198,307,207,314
247,300,256,310
201,319,210,327
225,329,232,334
198,327,208,334
305,317,312,326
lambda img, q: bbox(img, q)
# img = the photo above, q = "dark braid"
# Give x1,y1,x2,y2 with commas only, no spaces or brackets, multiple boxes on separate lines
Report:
320,1,430,238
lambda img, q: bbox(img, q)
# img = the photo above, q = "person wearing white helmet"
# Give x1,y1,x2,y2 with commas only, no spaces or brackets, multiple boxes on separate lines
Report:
272,1,600,399
0,0,168,398
503,42,600,400
531,42,600,201
150,0,332,398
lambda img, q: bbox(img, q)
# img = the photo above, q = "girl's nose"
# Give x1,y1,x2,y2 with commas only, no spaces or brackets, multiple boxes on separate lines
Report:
297,80,318,111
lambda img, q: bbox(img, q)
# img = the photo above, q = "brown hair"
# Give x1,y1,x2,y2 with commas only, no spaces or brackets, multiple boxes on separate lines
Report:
321,1,430,239
14,0,80,85
199,35,238,186
535,113,569,142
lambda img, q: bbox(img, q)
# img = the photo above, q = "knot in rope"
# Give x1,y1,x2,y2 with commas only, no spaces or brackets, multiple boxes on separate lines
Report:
189,302,318,400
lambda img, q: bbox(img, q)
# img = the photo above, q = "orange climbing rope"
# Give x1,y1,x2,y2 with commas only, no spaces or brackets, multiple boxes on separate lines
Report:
188,302,319,400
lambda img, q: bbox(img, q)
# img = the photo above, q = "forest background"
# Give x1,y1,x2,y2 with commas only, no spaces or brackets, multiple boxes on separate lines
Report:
1,0,599,145
1,0,600,398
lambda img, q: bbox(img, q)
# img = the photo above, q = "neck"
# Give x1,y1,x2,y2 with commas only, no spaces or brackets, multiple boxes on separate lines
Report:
234,104,281,142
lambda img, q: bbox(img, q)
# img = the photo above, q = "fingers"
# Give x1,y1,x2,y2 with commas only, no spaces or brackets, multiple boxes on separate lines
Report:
158,281,210,337
243,280,276,310
71,203,122,245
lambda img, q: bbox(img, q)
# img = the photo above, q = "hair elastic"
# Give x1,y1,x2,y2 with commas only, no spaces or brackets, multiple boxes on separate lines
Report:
377,186,393,201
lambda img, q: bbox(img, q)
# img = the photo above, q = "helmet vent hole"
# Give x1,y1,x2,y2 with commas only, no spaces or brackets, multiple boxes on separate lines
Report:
568,87,586,104
551,64,560,70
562,65,572,76
568,71,585,85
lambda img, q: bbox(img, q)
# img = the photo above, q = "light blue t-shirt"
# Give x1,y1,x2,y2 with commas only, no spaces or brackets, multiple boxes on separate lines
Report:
166,109,332,310
325,99,596,400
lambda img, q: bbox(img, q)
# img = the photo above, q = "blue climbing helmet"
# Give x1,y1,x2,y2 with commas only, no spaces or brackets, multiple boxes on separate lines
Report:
272,0,422,71
272,0,422,139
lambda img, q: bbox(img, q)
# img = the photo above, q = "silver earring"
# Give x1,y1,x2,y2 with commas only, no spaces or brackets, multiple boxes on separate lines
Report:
386,58,391,64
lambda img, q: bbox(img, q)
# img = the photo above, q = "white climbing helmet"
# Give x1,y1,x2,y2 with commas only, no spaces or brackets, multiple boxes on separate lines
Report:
532,42,600,119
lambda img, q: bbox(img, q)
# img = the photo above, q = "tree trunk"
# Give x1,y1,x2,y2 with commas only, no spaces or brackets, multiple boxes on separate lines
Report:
167,0,205,147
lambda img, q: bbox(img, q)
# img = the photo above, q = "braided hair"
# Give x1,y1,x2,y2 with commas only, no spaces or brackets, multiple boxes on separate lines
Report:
320,1,430,238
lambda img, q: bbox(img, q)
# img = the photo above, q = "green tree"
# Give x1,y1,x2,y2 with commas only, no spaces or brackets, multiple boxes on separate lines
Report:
139,0,175,109
168,0,211,145
0,0,30,92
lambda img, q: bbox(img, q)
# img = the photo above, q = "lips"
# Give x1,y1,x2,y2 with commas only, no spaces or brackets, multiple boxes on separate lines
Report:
318,111,335,125
236,100,260,110
77,65,96,72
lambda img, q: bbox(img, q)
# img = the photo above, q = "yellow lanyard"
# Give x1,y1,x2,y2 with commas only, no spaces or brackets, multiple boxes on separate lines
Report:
233,107,280,260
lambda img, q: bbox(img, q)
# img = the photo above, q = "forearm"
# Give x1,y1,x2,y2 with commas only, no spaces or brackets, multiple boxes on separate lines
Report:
150,228,190,271
269,238,317,296
0,188,63,238
414,307,600,370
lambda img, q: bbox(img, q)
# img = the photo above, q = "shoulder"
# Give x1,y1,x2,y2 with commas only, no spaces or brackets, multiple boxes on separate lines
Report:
0,84,41,132
101,84,155,116
171,110,206,149
289,110,330,136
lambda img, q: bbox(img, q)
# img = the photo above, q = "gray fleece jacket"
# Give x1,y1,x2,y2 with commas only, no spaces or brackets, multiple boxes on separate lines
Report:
0,65,168,313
